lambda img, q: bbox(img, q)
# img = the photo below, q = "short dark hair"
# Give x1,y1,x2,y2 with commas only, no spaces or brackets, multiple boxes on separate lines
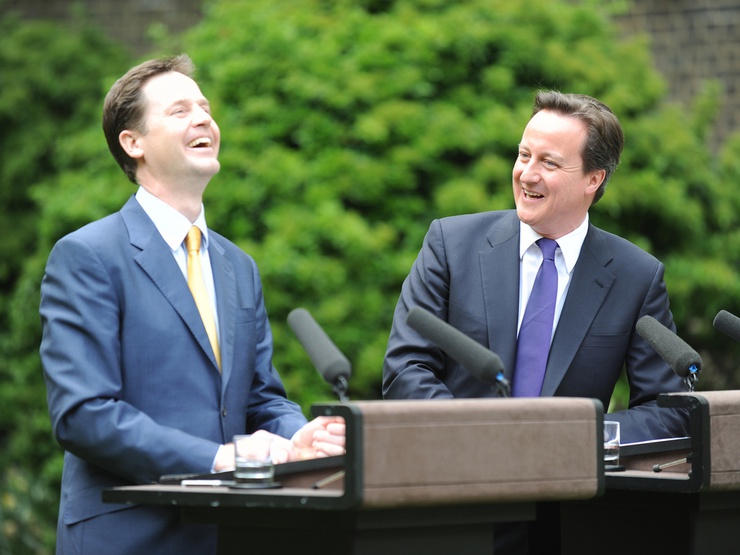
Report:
532,90,624,205
102,54,196,184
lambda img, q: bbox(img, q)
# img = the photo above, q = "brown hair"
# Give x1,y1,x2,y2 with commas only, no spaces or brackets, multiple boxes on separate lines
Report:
532,91,624,205
102,54,196,184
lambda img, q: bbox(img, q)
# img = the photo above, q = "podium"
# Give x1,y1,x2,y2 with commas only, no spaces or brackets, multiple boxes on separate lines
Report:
104,397,603,554
560,390,740,555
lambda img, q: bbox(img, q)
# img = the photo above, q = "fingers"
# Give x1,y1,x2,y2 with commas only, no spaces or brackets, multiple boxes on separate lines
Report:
269,436,293,464
310,415,345,429
313,425,345,446
311,439,346,457
286,417,347,461
326,422,346,436
308,420,346,457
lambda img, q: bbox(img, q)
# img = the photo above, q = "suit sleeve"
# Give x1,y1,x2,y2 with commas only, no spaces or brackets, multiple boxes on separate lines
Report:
242,259,307,437
40,236,221,484
607,259,691,442
383,219,458,399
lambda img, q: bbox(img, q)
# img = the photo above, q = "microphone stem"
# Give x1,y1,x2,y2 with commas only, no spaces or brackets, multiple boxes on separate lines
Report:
333,376,350,402
495,373,511,398
686,372,698,393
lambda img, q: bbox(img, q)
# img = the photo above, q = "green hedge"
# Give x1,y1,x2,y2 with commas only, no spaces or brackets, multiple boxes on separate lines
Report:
2,1,740,552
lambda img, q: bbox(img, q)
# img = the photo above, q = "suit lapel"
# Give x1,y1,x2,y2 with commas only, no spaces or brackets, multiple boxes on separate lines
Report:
209,235,236,385
540,225,616,396
480,212,521,380
121,197,222,374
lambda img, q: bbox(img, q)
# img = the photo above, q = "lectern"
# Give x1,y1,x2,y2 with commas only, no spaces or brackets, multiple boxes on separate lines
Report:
104,397,603,554
560,390,740,555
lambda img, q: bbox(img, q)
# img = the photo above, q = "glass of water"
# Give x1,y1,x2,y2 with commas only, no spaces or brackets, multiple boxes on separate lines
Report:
603,421,620,469
233,434,276,487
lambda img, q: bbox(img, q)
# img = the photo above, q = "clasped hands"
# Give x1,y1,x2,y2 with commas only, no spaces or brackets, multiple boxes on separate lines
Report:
215,416,345,471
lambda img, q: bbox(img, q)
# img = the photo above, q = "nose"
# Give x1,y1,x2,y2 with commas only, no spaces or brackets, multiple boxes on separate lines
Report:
192,104,214,126
517,158,539,184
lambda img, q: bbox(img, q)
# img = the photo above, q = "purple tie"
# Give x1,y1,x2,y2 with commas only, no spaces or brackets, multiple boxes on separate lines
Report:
512,238,559,397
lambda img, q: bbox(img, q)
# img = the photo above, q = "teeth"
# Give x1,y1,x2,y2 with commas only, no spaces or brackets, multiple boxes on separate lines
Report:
524,190,543,199
187,137,211,148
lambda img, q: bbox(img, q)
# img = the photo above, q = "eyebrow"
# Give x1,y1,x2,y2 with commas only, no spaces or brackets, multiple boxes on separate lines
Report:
518,143,566,162
167,97,211,110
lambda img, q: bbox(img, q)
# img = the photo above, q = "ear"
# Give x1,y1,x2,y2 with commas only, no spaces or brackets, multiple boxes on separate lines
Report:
119,129,144,159
586,169,606,195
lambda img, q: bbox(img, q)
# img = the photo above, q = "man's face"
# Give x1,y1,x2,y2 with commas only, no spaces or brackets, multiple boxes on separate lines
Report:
132,71,221,188
512,110,604,239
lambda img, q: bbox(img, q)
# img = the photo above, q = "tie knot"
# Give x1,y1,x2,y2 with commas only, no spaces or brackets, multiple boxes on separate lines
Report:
185,226,202,254
537,238,558,261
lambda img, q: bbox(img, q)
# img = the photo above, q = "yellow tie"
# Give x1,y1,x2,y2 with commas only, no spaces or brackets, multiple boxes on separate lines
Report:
185,226,221,370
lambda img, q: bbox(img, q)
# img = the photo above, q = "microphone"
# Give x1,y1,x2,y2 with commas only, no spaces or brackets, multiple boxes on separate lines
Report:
713,310,740,343
405,306,509,397
287,308,351,402
635,315,702,390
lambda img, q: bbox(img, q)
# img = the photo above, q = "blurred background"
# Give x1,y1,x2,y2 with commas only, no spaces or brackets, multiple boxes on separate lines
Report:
0,0,738,552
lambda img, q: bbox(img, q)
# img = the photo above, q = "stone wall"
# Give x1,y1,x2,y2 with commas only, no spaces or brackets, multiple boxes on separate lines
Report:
2,0,202,56
613,0,739,147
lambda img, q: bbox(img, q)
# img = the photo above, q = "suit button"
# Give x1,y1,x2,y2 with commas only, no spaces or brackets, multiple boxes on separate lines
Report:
221,408,227,417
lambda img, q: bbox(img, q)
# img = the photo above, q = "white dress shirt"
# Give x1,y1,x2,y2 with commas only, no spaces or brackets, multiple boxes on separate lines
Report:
518,215,589,339
135,187,220,339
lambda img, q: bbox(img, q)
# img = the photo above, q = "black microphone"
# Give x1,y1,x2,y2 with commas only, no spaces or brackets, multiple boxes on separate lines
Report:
405,306,509,397
287,308,351,402
713,310,740,343
635,315,702,390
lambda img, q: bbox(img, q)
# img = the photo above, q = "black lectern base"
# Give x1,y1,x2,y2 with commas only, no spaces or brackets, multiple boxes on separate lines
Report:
561,489,740,555
183,502,534,555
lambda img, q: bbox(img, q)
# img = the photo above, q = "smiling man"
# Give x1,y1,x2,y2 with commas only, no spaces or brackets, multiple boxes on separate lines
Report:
382,91,690,552
40,54,345,555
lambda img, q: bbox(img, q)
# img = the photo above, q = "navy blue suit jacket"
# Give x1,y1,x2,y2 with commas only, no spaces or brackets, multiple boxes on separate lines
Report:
40,196,307,554
383,210,689,442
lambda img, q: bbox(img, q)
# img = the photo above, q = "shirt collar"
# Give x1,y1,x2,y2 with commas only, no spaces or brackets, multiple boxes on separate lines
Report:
519,214,589,274
135,187,209,251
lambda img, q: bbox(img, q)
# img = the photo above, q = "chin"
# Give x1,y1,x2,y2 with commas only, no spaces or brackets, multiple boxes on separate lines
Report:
199,160,221,177
515,205,535,224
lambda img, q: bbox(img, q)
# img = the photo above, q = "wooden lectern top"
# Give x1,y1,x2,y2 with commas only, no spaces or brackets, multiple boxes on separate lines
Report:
314,397,604,509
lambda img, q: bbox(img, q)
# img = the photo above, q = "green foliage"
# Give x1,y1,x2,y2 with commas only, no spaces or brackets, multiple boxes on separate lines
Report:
177,0,740,406
3,1,740,552
0,13,130,554
0,466,57,554
181,0,667,407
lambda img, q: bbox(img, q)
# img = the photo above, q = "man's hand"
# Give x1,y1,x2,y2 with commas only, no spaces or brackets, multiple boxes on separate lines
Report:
280,416,346,463
216,417,346,468
213,442,236,472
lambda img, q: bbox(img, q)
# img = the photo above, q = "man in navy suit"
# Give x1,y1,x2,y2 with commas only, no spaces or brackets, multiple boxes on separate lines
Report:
40,54,345,554
382,91,689,552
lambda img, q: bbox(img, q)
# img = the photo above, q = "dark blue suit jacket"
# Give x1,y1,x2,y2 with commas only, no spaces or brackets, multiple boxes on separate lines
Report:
383,210,689,443
40,196,307,554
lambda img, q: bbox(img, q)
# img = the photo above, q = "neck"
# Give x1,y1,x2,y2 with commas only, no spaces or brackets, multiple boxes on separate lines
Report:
138,182,205,222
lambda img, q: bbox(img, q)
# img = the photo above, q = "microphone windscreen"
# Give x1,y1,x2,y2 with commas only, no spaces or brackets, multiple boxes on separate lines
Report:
635,315,702,378
406,306,504,384
287,308,351,385
713,310,740,343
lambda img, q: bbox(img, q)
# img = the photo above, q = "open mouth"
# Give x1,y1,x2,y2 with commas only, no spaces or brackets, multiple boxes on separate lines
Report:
523,189,544,199
187,137,212,148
